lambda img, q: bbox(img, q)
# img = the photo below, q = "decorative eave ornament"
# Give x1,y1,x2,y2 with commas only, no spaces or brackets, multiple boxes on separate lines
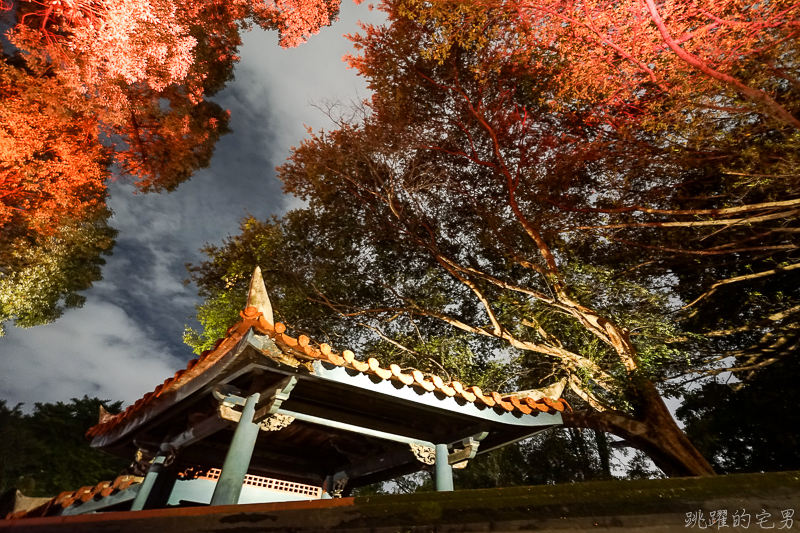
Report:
504,378,567,403
409,443,436,465
247,266,274,325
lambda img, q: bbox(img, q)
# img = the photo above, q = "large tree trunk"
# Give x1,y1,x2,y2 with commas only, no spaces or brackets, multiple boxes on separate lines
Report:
561,378,715,477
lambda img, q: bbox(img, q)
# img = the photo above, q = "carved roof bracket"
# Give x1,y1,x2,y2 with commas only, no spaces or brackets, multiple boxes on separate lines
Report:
259,413,295,432
253,376,298,423
447,433,486,469
409,443,436,465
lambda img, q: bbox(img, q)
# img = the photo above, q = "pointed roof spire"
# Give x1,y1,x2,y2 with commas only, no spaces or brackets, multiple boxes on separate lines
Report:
98,405,114,425
247,266,274,325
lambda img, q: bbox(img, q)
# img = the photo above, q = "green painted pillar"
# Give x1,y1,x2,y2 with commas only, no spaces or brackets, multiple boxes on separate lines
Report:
130,451,168,511
435,443,453,492
210,393,261,506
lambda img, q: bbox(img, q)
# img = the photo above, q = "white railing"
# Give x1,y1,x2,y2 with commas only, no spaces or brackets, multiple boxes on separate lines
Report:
200,468,322,498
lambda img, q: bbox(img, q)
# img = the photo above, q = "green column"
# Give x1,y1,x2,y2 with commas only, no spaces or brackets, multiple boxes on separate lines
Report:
130,451,168,511
435,443,453,492
210,393,261,506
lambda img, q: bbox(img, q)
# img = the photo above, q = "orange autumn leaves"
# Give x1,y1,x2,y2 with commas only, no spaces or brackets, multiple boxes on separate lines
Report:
252,0,340,48
1,0,342,235
10,0,341,99
0,0,341,331
0,63,108,242
405,0,800,131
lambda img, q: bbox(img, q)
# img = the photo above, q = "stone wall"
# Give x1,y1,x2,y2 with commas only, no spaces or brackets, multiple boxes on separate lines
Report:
1,470,798,532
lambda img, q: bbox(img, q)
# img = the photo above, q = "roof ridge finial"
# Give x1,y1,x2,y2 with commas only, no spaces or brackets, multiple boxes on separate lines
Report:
505,378,567,402
247,266,274,325
98,405,114,424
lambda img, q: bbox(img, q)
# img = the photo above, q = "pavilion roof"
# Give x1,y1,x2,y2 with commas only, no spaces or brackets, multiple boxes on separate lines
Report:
87,304,570,441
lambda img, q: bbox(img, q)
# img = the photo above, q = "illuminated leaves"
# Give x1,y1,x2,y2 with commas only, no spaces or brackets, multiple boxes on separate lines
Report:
252,0,341,48
0,214,116,333
11,0,344,108
0,62,109,241
405,0,800,130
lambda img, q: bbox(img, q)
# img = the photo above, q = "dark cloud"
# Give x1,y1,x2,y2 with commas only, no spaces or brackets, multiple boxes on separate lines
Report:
0,3,387,410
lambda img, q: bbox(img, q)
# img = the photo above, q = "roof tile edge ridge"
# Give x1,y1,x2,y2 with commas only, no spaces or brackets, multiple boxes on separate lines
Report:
86,312,262,438
88,305,571,438
249,320,567,416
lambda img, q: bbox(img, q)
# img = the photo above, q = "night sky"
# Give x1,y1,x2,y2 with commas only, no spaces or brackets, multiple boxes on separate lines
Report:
0,3,388,410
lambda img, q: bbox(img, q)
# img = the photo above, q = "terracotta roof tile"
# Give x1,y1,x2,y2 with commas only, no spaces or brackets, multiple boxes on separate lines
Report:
390,364,413,385
75,486,95,503
6,476,142,520
451,381,474,402
86,307,571,438
440,383,457,397
52,491,73,507
411,370,435,391
508,396,531,414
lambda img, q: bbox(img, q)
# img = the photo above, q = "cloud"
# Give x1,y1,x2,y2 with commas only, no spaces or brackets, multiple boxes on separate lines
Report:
235,1,388,164
0,300,179,411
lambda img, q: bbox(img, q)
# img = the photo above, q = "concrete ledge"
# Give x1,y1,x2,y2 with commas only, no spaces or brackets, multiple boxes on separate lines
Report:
2,470,798,532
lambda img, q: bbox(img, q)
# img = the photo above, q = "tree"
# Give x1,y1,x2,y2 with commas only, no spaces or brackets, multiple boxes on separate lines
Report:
0,200,116,333
0,58,117,334
112,86,232,193
676,356,800,474
0,397,128,497
396,0,800,381
0,60,110,244
187,9,719,477
408,0,800,130
1,0,341,336
7,0,345,195
9,0,343,103
0,212,117,333
454,429,615,489
0,0,247,329
187,0,798,478
0,402,35,496
251,0,341,48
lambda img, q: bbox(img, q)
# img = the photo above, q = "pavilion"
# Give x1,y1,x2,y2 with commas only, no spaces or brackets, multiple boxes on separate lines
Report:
6,268,568,519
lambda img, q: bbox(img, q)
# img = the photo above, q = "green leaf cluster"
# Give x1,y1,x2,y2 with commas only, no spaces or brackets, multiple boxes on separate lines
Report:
0,397,128,497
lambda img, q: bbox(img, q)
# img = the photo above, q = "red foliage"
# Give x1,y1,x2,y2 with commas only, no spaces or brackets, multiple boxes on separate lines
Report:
251,0,340,47
0,62,109,241
406,0,800,130
9,0,344,106
112,87,232,193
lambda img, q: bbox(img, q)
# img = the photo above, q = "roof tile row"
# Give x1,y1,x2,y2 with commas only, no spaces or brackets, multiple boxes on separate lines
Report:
87,307,570,438
5,475,140,520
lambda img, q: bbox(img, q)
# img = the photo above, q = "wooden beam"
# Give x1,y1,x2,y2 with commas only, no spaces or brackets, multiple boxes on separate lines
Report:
332,448,416,482
268,399,441,442
253,376,297,423
169,414,232,450
447,433,487,465
277,408,435,447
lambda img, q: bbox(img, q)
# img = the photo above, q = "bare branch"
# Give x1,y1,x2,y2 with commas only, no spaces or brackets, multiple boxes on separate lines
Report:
356,321,452,381
560,209,799,231
546,197,800,217
683,263,800,310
